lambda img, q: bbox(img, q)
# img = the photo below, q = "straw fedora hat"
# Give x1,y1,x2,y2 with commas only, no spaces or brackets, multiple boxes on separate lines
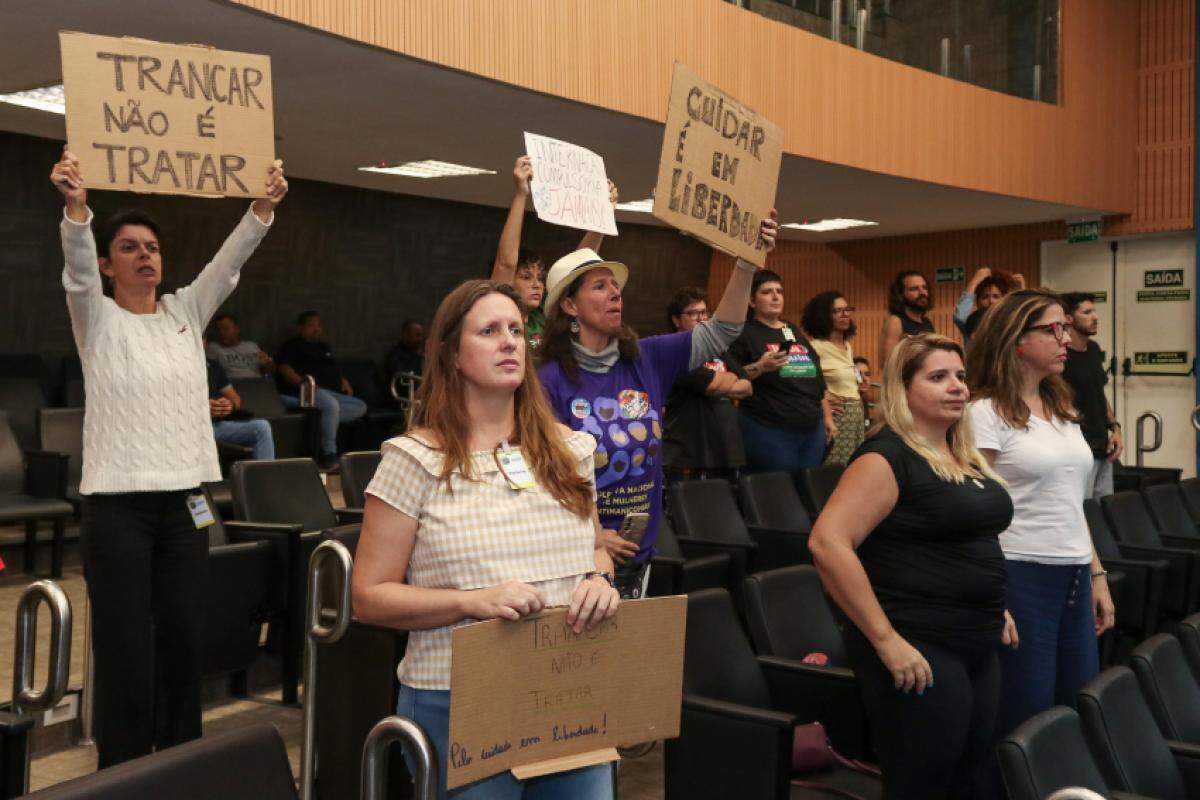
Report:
542,249,629,318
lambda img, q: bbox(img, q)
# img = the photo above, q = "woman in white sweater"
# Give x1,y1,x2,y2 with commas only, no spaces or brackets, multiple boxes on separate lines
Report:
50,147,287,767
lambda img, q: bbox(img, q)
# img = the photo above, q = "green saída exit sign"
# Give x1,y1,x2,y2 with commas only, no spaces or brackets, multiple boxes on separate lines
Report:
1134,352,1188,367
935,267,964,283
1067,219,1101,243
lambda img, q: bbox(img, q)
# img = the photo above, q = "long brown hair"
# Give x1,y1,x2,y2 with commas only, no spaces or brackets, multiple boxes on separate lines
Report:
966,288,1080,429
538,270,639,380
410,280,593,518
877,334,1000,484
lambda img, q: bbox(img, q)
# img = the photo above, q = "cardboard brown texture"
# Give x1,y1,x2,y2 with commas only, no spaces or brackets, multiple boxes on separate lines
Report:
59,31,275,199
652,63,783,267
447,596,686,789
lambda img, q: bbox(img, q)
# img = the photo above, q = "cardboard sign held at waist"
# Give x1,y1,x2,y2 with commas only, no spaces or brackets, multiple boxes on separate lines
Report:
447,596,686,789
652,62,783,268
59,31,275,199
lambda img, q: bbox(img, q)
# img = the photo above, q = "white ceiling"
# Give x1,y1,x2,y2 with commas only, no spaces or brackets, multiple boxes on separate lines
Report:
0,0,1108,242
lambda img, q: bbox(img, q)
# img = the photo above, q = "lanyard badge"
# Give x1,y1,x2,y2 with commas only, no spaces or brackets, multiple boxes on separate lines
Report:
495,442,537,490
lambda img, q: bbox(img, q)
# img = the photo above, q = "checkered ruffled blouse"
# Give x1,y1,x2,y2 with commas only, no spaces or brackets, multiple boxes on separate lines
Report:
365,429,598,689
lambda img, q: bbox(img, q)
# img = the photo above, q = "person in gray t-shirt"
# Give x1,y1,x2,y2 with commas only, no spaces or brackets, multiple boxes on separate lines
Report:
207,312,274,380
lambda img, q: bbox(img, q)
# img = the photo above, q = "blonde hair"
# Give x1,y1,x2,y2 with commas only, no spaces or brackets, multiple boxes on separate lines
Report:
877,334,1002,485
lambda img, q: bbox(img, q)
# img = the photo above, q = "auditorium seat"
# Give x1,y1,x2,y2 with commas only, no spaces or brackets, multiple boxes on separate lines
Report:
21,723,298,799
1177,613,1200,682
670,479,810,574
1078,667,1200,799
1180,478,1200,526
0,378,47,453
231,377,317,458
338,358,407,450
665,588,881,799
998,707,1123,800
1145,483,1200,540
1129,634,1200,745
793,464,843,517
0,411,73,577
738,472,813,535
1085,499,1169,630
1096,496,1200,617
647,519,734,598
339,450,382,510
36,408,83,515
743,566,867,757
197,484,298,696
230,458,363,704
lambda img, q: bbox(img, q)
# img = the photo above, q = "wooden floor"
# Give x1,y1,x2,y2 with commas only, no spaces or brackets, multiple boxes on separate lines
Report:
0,517,666,798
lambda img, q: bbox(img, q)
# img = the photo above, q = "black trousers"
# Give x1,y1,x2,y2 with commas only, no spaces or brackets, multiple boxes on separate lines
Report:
845,628,1001,800
81,490,209,768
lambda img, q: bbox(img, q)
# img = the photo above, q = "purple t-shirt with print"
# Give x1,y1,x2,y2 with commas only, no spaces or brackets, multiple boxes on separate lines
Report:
538,331,692,560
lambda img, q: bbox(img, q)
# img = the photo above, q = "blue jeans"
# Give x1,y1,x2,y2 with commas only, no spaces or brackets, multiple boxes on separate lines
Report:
281,388,367,456
995,560,1100,738
212,419,275,460
737,412,826,473
396,685,614,800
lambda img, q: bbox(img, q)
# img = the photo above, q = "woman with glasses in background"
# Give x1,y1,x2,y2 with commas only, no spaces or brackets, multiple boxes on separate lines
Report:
966,289,1115,785
803,291,865,464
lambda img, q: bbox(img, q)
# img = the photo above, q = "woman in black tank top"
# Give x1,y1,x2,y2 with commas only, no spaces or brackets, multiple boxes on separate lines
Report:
809,334,1017,800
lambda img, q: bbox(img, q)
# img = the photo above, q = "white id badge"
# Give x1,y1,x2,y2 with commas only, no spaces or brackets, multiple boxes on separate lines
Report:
497,447,537,490
186,494,216,529
781,326,796,343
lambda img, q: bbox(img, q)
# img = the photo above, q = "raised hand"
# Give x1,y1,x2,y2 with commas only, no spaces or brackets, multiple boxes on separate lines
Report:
50,146,88,220
513,156,533,196
251,160,287,222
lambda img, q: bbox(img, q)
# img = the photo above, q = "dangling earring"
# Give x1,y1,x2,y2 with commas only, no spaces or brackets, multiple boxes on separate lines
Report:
569,317,580,334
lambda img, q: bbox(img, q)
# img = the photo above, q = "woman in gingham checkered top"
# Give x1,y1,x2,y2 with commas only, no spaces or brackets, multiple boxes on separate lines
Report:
353,280,620,800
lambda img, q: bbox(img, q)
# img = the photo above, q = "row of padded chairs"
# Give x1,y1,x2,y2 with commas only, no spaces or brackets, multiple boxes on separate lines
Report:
1001,615,1200,799
667,576,876,799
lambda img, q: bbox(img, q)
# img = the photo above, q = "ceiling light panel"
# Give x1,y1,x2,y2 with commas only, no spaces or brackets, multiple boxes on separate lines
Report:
358,159,496,178
0,84,65,114
782,218,879,232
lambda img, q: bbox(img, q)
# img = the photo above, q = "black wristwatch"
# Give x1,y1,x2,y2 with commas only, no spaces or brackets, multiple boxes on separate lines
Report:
584,571,615,587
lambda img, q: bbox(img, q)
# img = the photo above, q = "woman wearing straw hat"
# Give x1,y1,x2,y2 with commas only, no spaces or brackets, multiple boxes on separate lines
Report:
537,214,778,595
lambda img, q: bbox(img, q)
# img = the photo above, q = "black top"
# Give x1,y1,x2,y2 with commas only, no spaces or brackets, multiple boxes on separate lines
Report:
206,359,231,399
897,313,936,337
663,356,746,471
276,337,343,393
726,319,827,430
1063,341,1109,458
851,427,1013,651
383,345,423,381
964,308,984,340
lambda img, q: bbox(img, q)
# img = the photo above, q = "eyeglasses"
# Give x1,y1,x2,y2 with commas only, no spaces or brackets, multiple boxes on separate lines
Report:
1024,321,1070,340
831,306,856,315
680,309,710,320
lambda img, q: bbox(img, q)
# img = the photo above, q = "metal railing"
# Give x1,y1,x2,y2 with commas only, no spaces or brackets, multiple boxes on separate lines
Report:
360,716,438,800
8,581,72,796
1135,411,1164,468
1046,789,1106,800
389,371,422,427
299,375,318,408
299,540,354,800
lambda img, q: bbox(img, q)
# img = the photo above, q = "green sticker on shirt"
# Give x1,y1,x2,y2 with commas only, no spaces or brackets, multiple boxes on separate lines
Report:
780,363,817,379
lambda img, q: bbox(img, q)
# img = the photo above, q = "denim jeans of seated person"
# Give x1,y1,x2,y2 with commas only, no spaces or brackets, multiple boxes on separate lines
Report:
395,684,614,800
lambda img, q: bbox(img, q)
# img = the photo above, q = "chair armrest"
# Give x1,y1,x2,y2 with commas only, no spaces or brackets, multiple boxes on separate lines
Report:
674,536,756,577
1161,535,1200,550
758,655,868,758
681,694,796,730
334,508,364,524
1116,544,1200,612
0,710,34,735
746,525,812,569
1169,740,1200,792
222,520,305,539
23,450,69,498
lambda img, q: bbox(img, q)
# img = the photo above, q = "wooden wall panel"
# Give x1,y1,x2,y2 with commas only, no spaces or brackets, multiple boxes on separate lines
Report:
1108,0,1195,235
0,131,710,377
231,0,1138,214
706,222,1056,369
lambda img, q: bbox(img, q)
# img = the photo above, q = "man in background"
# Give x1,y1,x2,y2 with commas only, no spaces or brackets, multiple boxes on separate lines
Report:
1062,292,1123,498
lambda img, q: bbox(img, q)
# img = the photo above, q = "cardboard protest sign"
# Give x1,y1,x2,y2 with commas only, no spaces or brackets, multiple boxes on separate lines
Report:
447,596,685,789
59,31,275,199
524,132,618,236
653,63,783,267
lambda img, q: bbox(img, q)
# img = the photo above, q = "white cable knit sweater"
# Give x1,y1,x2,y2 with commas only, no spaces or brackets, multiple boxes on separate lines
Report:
61,206,273,495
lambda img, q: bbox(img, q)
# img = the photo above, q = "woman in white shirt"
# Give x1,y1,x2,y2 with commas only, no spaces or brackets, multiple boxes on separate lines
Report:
50,148,286,768
966,289,1115,758
352,279,619,800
